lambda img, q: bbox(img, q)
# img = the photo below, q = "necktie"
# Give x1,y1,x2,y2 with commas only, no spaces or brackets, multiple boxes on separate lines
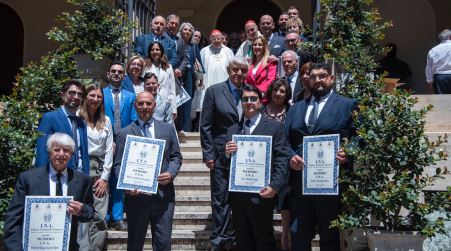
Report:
234,89,242,105
244,119,252,135
68,115,80,170
113,88,121,134
308,98,319,133
56,173,63,196
143,122,151,138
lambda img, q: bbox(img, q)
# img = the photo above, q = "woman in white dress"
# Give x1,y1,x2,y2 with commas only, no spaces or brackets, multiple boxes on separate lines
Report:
144,41,177,120
78,83,114,251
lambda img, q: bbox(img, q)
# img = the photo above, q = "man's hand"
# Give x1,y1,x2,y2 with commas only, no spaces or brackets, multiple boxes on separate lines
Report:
125,189,140,196
290,155,304,170
259,186,277,198
174,69,182,78
205,160,215,169
336,149,348,165
93,179,108,198
225,141,238,156
158,172,172,185
267,55,279,64
67,200,83,216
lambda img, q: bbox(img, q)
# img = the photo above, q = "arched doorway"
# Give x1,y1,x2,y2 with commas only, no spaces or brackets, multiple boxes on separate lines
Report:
0,3,23,96
216,0,282,34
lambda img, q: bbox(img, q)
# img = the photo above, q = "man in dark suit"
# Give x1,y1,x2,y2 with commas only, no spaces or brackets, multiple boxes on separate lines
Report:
259,15,286,57
4,132,94,251
113,91,182,251
200,56,249,250
222,85,289,251
285,32,314,67
134,15,178,67
275,12,289,37
285,62,357,251
165,14,184,78
103,62,137,231
281,50,305,103
35,80,90,175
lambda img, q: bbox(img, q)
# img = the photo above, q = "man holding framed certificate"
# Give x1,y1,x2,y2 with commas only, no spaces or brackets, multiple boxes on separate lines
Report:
223,85,289,251
113,91,182,251
3,133,94,251
285,62,357,251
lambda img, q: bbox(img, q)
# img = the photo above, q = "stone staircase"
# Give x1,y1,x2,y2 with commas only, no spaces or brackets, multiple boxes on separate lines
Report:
105,132,289,250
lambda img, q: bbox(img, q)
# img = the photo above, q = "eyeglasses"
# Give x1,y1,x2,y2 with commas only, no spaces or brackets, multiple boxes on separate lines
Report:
110,70,124,74
286,38,298,43
67,91,84,98
309,73,330,81
240,96,259,103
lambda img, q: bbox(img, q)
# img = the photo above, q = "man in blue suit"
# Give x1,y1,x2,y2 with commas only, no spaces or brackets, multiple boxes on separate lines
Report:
285,62,357,251
134,15,179,67
35,80,90,175
113,91,182,251
259,14,286,57
103,62,137,231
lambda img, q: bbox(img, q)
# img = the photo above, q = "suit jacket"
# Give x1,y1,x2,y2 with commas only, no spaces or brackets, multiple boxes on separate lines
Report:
3,167,94,251
167,32,185,69
291,72,306,103
113,120,182,202
153,94,172,123
134,32,179,66
221,115,289,193
121,74,136,94
285,92,357,196
103,86,138,133
245,60,278,104
200,81,242,168
268,33,286,57
35,108,90,174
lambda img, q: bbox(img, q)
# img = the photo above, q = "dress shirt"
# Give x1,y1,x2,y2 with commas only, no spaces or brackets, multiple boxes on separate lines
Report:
243,112,262,134
49,165,68,196
108,84,122,104
287,71,299,99
132,82,145,94
86,116,113,180
61,106,82,169
426,40,451,83
138,118,155,139
305,90,333,126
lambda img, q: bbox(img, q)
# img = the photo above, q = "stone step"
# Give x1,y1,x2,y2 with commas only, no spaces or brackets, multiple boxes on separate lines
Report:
180,142,202,152
178,132,200,143
181,152,203,164
174,176,210,188
178,163,209,177
175,188,210,197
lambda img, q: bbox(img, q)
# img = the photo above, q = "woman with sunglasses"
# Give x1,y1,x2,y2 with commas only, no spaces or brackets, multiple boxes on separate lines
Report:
78,83,113,251
122,55,146,94
245,35,277,104
144,41,177,121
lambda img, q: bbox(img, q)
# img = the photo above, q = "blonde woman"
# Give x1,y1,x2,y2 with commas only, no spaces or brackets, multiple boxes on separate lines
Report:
123,55,145,94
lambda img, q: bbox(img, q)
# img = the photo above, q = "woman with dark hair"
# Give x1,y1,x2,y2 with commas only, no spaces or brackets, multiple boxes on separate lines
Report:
78,83,113,251
144,41,177,121
175,22,204,133
122,55,145,94
263,78,292,251
245,35,277,104
298,62,312,101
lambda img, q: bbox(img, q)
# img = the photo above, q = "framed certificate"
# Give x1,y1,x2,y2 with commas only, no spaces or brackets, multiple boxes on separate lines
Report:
302,134,340,195
23,196,73,251
117,135,166,194
229,135,272,193
175,81,191,107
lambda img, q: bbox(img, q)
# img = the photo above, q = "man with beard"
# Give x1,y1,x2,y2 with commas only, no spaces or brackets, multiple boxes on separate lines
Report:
35,80,90,175
285,62,357,251
275,12,289,37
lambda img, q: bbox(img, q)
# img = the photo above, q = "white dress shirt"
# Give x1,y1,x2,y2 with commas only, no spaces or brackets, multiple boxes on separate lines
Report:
244,112,262,134
138,118,155,138
49,165,68,196
425,40,451,83
86,116,114,180
305,90,333,126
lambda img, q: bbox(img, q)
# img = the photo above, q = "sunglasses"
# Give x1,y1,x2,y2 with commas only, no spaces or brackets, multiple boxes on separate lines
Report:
241,96,259,103
110,70,124,74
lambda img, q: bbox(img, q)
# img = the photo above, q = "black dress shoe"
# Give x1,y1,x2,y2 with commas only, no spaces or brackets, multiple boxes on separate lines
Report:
109,220,127,231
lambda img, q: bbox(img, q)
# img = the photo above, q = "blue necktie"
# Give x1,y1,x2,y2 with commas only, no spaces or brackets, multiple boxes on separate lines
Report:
308,98,319,133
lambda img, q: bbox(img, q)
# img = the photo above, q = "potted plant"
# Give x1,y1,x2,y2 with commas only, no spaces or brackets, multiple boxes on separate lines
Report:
47,0,133,80
308,0,451,250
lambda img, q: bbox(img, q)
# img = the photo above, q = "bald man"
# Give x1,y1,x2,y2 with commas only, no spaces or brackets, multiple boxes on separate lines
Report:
259,14,286,57
235,20,261,59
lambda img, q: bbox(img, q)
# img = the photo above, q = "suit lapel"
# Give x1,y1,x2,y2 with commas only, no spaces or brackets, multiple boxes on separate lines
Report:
56,108,72,135
315,92,338,131
104,88,114,114
36,167,51,195
153,120,162,140
222,83,238,113
66,168,79,197
251,114,268,135
130,121,143,137
120,90,126,113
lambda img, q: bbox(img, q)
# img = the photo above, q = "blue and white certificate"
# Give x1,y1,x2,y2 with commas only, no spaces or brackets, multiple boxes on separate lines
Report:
117,135,165,194
229,135,272,193
302,134,340,195
23,196,72,251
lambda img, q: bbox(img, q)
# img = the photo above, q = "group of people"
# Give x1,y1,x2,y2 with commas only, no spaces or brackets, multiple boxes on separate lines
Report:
2,5,359,251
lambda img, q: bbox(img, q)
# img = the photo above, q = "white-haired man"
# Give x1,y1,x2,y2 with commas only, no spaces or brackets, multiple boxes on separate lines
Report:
4,133,94,251
426,29,451,94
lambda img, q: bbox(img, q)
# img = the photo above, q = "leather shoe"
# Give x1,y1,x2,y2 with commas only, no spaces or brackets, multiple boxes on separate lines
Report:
109,220,127,231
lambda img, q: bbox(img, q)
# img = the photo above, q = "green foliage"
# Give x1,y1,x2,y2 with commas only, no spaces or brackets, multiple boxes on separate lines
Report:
313,0,449,237
0,0,132,234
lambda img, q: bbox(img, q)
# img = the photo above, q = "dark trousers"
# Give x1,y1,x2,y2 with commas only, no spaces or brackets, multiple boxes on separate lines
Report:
290,194,340,251
433,74,451,94
230,193,276,251
210,167,234,249
125,194,175,251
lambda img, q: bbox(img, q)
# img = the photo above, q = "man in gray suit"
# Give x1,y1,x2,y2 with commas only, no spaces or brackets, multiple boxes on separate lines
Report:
200,56,249,250
113,91,183,251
